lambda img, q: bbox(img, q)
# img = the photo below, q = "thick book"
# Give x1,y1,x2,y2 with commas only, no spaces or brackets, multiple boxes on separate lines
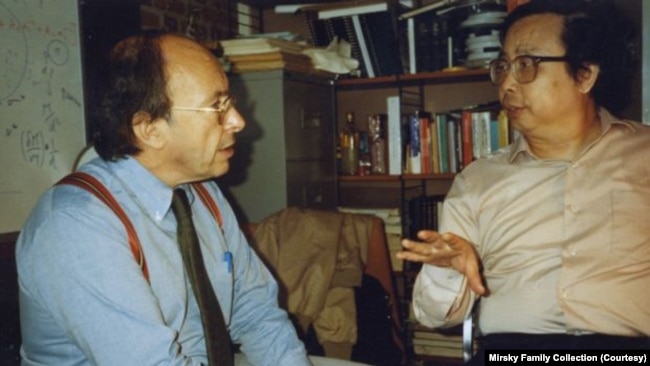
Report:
387,96,403,175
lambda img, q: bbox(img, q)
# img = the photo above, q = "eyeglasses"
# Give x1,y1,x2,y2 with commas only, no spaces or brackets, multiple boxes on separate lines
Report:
489,55,568,86
172,95,236,124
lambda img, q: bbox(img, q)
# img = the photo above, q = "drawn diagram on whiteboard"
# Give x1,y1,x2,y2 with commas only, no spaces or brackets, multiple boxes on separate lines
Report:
0,3,28,101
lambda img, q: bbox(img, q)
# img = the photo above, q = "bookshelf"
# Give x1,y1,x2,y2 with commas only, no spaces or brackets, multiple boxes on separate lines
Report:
334,68,495,365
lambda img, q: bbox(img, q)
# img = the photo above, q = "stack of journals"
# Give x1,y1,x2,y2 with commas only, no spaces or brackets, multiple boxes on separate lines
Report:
220,37,314,73
220,37,305,55
411,326,464,359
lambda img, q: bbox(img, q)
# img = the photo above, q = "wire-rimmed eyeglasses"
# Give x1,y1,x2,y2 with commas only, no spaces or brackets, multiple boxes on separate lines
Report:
489,55,569,86
172,95,236,125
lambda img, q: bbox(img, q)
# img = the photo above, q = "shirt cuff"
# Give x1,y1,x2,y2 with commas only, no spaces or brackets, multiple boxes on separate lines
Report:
412,264,468,328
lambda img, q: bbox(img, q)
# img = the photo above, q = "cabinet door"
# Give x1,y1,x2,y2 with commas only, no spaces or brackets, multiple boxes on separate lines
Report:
286,160,335,211
283,79,334,161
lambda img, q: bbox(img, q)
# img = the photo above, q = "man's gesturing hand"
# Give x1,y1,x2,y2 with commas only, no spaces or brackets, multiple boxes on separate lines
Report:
396,230,488,296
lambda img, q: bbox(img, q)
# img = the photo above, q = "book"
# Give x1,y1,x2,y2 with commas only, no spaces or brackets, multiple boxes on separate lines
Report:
460,108,474,169
446,115,458,173
387,96,403,175
405,195,442,239
473,110,492,158
412,330,463,342
436,113,449,173
220,37,304,56
408,111,421,174
412,337,463,350
413,343,464,359
228,51,314,74
471,110,484,160
429,115,440,173
419,112,432,174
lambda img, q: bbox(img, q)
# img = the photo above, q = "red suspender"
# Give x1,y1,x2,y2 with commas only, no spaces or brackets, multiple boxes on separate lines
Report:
192,182,223,228
56,172,223,283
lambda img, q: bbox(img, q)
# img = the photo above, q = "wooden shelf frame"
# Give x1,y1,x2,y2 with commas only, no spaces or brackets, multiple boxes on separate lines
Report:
335,68,491,90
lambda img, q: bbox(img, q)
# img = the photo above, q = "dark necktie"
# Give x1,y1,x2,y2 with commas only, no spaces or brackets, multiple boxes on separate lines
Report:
171,188,234,366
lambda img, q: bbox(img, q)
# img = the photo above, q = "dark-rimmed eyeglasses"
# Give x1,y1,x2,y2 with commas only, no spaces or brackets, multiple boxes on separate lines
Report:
172,95,236,125
489,55,568,86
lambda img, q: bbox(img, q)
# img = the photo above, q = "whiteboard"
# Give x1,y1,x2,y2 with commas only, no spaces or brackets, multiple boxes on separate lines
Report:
0,0,86,233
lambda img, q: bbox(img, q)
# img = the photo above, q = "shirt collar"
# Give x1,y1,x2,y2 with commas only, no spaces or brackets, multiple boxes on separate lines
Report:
507,108,636,163
109,156,175,222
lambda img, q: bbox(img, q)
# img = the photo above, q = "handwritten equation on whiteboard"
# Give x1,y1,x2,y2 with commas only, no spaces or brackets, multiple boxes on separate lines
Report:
0,0,84,171
0,0,86,232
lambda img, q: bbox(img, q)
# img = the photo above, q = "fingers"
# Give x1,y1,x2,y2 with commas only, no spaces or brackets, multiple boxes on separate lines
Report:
397,232,458,266
396,231,490,297
464,262,488,296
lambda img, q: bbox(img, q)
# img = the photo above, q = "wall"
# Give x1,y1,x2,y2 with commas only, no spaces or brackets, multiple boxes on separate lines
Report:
140,0,235,42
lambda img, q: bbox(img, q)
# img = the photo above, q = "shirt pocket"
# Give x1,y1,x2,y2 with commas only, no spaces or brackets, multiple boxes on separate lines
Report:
610,190,650,262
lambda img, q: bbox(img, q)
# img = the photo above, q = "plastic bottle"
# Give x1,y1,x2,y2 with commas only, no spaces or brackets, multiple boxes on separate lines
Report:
368,114,388,174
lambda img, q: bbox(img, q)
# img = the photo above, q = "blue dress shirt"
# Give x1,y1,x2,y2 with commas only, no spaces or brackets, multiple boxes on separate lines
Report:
16,156,310,365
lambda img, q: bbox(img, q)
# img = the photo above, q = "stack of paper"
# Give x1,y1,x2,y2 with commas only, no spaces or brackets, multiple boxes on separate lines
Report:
220,37,306,55
219,37,313,73
227,51,314,73
410,323,467,360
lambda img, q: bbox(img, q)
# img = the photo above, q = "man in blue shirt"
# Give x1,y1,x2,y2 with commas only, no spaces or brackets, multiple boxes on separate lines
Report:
16,31,313,365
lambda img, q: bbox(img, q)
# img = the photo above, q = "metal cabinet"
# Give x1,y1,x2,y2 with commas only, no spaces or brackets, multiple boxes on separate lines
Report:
220,70,336,223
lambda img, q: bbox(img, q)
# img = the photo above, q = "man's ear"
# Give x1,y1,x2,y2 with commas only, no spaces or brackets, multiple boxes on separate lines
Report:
577,63,600,94
132,111,167,150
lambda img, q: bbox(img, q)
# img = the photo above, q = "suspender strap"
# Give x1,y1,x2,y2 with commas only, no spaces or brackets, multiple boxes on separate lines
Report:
57,173,225,283
57,172,150,282
192,182,223,229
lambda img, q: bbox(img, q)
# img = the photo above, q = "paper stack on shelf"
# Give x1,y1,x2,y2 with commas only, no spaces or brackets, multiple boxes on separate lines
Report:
410,322,467,360
220,37,315,74
227,51,314,73
220,37,305,56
